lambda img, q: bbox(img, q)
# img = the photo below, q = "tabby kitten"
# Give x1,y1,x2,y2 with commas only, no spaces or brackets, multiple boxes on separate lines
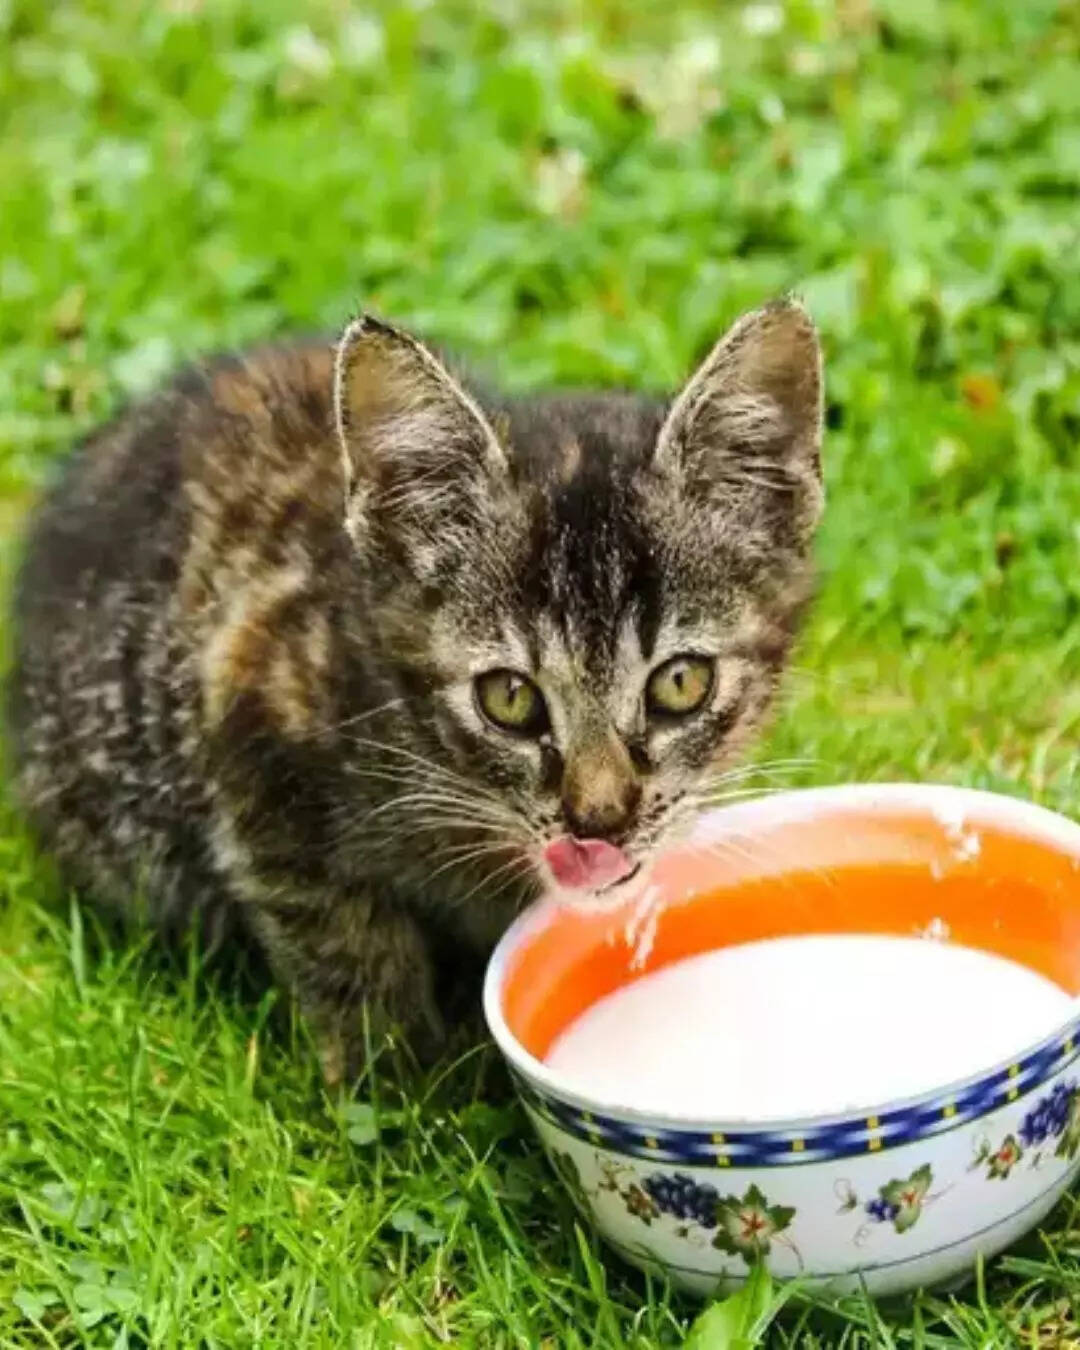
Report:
10,298,823,1080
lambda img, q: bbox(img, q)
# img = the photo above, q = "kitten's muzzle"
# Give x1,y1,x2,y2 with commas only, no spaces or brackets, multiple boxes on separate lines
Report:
560,738,642,843
550,726,643,891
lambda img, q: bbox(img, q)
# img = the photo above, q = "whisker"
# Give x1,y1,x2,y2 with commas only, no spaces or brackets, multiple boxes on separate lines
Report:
345,813,530,855
324,698,407,736
354,789,521,830
480,859,538,913
451,853,535,912
346,735,476,780
708,757,822,786
692,785,792,808
422,840,524,890
341,765,514,814
342,739,534,825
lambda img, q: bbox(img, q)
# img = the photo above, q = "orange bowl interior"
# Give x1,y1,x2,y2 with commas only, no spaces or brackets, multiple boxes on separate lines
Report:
502,803,1080,1062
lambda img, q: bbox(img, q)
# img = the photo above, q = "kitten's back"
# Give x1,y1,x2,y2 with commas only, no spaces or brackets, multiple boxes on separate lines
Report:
9,341,339,929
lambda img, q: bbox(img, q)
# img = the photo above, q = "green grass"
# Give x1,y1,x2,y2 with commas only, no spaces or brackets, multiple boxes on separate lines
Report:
3,0,1080,1343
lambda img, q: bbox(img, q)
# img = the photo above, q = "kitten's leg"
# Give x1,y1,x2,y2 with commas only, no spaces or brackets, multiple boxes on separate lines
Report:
247,896,445,1083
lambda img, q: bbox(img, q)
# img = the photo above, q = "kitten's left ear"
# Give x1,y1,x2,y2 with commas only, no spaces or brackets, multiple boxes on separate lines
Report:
654,297,824,537
333,314,507,542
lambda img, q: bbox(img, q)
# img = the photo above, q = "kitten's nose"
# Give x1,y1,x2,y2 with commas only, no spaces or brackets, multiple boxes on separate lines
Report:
561,732,641,842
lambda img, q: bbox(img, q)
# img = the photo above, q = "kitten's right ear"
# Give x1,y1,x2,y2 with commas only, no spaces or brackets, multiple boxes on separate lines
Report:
653,297,824,539
333,315,507,543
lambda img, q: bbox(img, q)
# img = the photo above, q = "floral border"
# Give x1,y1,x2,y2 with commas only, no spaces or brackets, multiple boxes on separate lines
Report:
598,1169,1078,1284
554,1151,947,1270
517,1013,1080,1166
554,1092,1080,1274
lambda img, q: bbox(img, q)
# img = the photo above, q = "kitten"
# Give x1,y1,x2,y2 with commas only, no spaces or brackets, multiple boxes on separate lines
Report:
9,299,823,1081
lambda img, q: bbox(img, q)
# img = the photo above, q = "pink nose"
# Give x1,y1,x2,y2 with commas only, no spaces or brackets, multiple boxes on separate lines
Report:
544,836,634,890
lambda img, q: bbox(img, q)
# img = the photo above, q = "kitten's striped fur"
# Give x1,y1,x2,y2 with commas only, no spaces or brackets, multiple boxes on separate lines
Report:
10,300,823,1078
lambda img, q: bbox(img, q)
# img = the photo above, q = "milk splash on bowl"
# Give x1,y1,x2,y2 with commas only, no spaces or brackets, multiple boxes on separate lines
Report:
545,935,1073,1119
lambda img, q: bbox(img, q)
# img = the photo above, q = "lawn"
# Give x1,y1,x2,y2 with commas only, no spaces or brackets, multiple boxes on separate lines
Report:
2,0,1080,1344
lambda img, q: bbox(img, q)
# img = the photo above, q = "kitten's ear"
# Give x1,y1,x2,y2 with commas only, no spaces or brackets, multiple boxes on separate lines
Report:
654,297,824,536
333,315,507,541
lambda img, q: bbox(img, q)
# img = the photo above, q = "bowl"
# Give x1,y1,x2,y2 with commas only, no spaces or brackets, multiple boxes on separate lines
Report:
483,784,1080,1297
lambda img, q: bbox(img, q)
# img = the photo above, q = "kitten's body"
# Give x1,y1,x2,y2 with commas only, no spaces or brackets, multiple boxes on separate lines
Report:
10,304,823,1078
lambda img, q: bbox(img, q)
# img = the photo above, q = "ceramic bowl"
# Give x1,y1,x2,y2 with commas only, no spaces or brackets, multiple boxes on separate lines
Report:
483,784,1080,1297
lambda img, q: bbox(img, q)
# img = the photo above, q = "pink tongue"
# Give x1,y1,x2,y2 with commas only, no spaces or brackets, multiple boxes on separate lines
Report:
544,837,633,890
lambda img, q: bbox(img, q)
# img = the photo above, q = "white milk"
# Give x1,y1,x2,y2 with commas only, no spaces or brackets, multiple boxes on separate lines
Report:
545,935,1074,1119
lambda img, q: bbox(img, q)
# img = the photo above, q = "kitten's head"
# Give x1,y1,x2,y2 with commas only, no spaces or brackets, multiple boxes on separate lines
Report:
334,301,823,908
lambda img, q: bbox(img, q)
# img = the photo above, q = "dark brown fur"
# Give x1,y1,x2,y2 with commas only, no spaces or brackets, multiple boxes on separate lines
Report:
9,301,823,1079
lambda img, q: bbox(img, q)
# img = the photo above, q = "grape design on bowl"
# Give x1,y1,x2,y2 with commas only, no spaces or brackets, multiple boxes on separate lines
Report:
1019,1082,1074,1148
973,1080,1080,1179
643,1173,720,1229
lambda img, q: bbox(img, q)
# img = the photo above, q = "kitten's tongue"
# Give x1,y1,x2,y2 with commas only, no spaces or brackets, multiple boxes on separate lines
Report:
544,837,633,891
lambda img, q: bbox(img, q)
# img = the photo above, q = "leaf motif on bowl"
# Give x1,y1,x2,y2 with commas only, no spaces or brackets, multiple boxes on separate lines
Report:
985,1134,1024,1180
1054,1090,1080,1163
866,1163,933,1233
711,1184,796,1262
623,1184,661,1224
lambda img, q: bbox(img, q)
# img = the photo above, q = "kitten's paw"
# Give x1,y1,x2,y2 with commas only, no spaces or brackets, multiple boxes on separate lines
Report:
321,999,449,1083
317,1029,348,1089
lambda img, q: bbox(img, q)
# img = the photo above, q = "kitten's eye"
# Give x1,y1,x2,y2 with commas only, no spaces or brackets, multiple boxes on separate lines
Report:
646,655,714,718
474,669,549,736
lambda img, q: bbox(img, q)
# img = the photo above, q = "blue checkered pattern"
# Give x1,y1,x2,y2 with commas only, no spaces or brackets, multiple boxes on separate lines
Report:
518,1011,1080,1166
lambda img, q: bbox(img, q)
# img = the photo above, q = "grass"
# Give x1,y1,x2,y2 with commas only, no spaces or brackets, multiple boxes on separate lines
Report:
2,0,1080,1343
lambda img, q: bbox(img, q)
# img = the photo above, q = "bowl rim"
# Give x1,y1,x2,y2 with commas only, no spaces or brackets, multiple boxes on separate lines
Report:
482,782,1080,1134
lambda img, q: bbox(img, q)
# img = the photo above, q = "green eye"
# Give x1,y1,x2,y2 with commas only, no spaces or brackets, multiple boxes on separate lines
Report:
646,655,714,718
474,669,549,736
